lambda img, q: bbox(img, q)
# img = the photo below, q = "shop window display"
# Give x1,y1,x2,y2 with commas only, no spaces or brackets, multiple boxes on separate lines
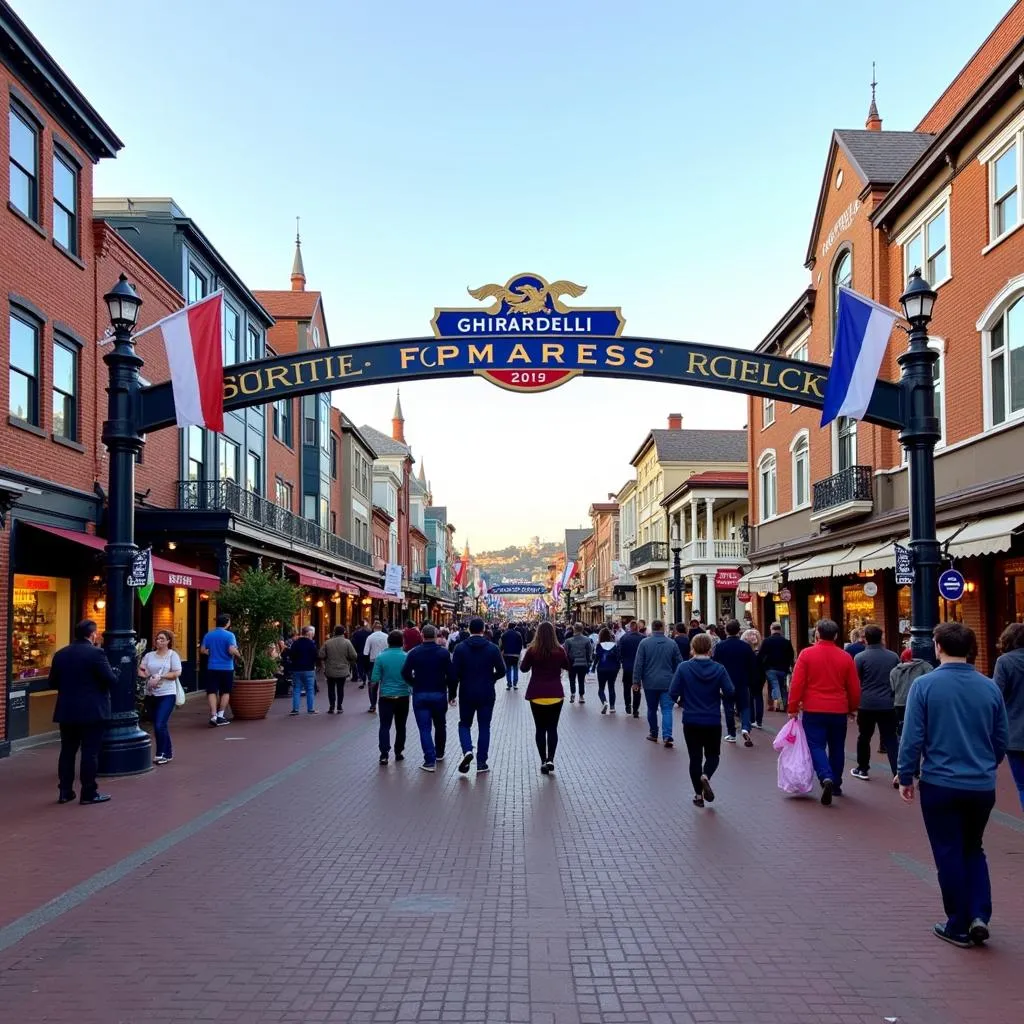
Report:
12,574,70,679
842,584,875,637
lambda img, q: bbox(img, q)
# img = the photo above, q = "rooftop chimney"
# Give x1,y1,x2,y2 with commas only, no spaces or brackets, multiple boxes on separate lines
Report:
667,413,683,430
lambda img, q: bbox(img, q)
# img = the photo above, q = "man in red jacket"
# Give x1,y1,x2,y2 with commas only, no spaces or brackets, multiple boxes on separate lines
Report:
788,618,861,806
402,619,423,653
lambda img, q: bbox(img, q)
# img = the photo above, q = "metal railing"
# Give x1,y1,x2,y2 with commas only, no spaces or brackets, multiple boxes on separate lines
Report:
629,540,669,570
678,538,749,562
812,465,873,514
177,480,373,567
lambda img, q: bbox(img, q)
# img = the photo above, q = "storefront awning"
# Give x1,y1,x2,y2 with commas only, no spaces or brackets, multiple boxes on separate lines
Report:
785,546,858,582
285,563,359,595
736,564,782,594
941,512,1024,558
361,585,394,601
30,524,221,590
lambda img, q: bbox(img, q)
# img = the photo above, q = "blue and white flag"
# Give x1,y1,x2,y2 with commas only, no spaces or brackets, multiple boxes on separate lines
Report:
821,287,900,427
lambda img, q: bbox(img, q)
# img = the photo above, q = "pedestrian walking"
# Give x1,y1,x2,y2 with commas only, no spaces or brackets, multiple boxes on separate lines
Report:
890,651,933,739
898,623,1008,948
402,618,423,652
669,633,734,807
452,618,506,774
564,623,594,704
759,622,795,711
633,620,682,747
319,625,358,714
713,620,757,746
850,625,901,784
788,619,860,805
51,619,117,805
500,622,524,691
993,622,1024,810
372,630,410,764
671,623,691,662
351,620,371,687
401,624,456,771
617,621,643,717
594,627,622,713
363,620,389,713
844,627,866,658
521,620,571,774
287,626,319,715
138,629,182,764
741,627,765,728
200,612,240,727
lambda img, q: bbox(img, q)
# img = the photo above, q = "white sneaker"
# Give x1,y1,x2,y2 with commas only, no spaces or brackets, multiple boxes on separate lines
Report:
724,734,737,743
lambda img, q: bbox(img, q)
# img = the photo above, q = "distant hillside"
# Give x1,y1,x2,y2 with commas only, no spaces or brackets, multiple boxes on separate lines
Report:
475,539,562,583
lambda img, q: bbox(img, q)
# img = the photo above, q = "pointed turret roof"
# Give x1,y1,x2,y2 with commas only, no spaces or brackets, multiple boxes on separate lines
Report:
393,389,404,421
290,217,306,291
866,63,882,131
418,460,426,484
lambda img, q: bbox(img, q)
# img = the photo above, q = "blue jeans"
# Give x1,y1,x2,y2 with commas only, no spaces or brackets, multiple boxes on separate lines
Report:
644,688,674,741
765,668,789,703
723,686,751,736
919,781,995,935
458,697,494,764
152,693,175,758
413,692,448,764
291,670,315,712
505,658,519,687
1008,751,1024,811
801,711,848,788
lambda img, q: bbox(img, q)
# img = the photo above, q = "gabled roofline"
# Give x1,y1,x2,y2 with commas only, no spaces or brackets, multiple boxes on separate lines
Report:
340,414,375,456
0,1,122,160
872,36,1024,229
804,134,849,269
755,288,815,354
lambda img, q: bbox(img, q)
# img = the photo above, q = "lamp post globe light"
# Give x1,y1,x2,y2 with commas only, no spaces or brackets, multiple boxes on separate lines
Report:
100,275,153,776
897,269,941,664
670,521,683,628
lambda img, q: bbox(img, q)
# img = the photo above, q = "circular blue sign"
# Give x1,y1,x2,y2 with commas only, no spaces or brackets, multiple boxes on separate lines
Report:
938,569,966,602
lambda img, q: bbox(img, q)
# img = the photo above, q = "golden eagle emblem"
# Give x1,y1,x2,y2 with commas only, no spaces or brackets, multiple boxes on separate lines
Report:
468,274,587,316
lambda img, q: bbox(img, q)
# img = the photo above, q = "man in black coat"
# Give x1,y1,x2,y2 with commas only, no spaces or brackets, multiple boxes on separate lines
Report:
51,619,117,804
712,619,758,747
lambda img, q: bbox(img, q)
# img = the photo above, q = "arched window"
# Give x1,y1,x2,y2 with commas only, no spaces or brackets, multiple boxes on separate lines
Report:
758,450,777,521
790,432,810,508
978,283,1024,427
831,248,852,351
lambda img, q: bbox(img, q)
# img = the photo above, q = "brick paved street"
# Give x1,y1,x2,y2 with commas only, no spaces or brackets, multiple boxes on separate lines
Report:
0,685,1022,1024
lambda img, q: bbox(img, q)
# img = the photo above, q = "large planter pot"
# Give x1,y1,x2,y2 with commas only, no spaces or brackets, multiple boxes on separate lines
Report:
230,679,276,720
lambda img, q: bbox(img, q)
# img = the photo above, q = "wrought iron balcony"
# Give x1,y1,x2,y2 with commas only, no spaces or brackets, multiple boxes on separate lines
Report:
177,480,373,567
629,540,669,572
811,465,874,526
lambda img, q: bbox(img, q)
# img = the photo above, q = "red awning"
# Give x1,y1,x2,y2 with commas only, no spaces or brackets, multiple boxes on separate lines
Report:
29,525,221,591
361,586,393,601
285,564,360,595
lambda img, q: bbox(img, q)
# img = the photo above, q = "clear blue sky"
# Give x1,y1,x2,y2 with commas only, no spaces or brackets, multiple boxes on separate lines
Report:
25,0,1013,550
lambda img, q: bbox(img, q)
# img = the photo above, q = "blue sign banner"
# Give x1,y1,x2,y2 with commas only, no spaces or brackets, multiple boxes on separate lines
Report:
488,583,547,595
938,568,966,602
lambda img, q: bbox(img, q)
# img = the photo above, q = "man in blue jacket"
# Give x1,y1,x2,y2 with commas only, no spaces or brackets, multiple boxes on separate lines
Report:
401,625,456,771
452,618,507,774
617,622,644,718
898,622,1008,949
500,624,524,691
633,620,682,746
713,619,758,746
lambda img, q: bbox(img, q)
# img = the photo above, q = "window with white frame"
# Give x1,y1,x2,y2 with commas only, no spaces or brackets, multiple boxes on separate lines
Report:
790,432,809,508
987,296,1024,426
901,192,950,287
830,249,852,351
992,141,1019,239
835,416,857,471
762,396,775,427
758,451,777,521
787,336,809,411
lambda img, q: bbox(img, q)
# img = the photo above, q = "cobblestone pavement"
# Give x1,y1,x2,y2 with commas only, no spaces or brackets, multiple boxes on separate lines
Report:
0,682,1022,1024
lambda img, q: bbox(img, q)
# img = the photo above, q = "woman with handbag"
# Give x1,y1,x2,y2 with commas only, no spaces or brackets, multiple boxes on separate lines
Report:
138,630,183,765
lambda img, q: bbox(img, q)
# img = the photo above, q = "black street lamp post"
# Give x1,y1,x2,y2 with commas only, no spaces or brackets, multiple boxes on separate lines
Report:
898,269,941,664
99,275,152,776
670,521,683,627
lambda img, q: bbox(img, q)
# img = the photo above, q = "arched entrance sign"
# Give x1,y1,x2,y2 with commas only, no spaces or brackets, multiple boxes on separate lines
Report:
139,272,903,432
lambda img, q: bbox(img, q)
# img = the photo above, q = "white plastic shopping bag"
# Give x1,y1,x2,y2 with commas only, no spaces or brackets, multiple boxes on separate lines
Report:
772,716,814,795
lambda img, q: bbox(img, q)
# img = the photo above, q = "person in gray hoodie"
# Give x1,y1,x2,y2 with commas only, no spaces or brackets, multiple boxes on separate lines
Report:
633,620,682,746
851,625,901,783
890,654,933,739
993,622,1024,810
564,624,594,705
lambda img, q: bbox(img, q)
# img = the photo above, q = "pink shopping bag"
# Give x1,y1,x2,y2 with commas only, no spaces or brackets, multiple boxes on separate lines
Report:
772,716,815,795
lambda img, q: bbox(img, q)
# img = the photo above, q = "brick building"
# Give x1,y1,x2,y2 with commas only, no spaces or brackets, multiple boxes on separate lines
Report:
744,2,1024,672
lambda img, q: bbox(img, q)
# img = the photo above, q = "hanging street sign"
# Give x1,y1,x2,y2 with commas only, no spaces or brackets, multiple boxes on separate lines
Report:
894,543,915,585
127,547,152,588
488,582,547,595
938,568,966,602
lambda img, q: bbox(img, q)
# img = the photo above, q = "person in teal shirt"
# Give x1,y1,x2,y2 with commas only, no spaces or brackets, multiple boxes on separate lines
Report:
372,630,410,765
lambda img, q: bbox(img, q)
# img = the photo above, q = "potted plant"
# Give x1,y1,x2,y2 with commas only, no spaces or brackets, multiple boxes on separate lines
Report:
215,567,304,720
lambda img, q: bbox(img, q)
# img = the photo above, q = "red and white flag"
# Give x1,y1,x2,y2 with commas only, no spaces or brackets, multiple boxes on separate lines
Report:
453,560,467,588
429,565,443,587
158,293,224,432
